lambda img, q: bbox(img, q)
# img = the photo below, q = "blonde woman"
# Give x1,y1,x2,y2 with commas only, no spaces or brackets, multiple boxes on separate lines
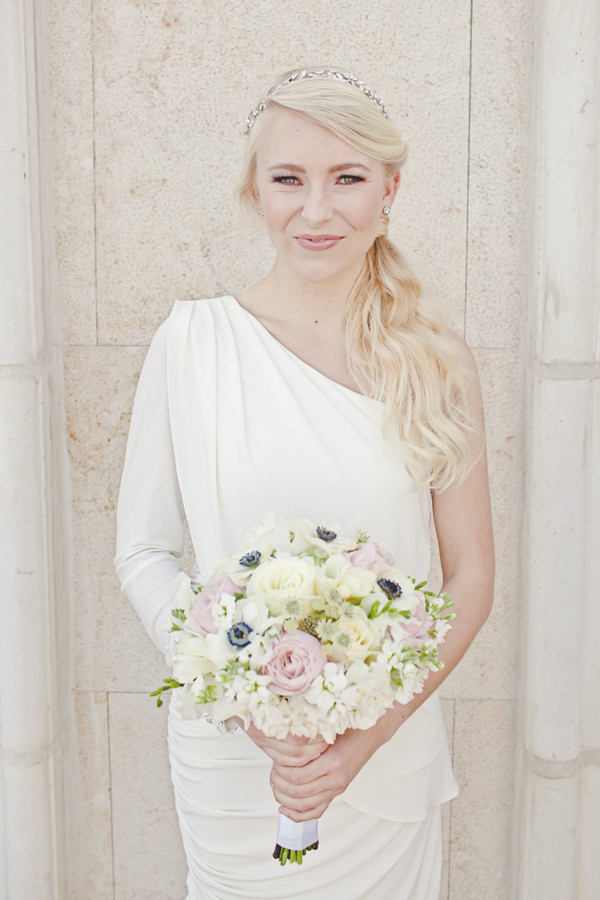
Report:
115,68,494,900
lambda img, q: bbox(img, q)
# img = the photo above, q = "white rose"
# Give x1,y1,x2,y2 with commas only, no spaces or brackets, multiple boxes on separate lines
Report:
246,557,316,615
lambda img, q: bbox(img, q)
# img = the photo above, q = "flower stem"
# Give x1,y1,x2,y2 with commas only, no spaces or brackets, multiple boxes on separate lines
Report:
273,842,319,865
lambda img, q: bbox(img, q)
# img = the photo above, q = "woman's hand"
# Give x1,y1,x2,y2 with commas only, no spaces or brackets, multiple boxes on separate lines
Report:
269,724,384,822
241,720,328,768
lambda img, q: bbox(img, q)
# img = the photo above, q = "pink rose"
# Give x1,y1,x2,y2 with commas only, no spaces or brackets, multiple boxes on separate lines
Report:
348,541,395,572
264,632,326,696
185,573,240,636
402,598,432,646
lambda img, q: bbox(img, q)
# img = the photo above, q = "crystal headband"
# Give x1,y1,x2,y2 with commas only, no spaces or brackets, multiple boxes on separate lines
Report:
243,69,389,137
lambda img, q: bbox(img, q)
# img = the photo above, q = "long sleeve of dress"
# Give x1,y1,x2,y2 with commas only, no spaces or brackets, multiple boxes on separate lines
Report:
114,320,185,657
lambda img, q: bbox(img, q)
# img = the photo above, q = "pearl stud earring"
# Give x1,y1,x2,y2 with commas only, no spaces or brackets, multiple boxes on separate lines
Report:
382,206,391,216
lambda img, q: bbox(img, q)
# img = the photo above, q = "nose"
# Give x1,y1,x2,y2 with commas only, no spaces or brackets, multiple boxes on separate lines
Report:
301,183,333,227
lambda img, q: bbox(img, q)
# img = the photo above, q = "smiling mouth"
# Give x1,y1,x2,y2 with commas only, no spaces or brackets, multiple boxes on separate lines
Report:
294,235,344,251
296,235,342,242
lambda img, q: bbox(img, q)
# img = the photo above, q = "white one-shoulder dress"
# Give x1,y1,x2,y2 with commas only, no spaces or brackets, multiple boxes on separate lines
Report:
115,296,458,900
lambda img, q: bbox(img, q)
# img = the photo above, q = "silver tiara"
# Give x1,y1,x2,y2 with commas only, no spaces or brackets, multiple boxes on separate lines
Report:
243,69,389,137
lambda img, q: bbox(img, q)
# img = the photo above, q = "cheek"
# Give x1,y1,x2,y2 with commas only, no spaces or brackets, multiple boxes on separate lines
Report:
261,195,296,229
345,189,384,231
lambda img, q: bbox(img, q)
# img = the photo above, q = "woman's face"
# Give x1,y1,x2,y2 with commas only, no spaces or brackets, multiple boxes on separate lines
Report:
253,108,398,286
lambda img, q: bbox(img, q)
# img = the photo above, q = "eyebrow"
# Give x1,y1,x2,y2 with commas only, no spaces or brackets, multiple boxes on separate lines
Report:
266,163,371,173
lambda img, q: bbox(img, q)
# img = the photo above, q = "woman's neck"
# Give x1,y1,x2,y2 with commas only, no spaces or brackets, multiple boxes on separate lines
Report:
237,259,362,333
235,260,364,394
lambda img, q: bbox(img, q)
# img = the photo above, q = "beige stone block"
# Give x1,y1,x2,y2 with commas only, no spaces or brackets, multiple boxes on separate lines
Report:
70,692,114,899
47,0,97,345
440,349,522,701
449,700,515,900
92,0,472,343
465,0,532,348
109,693,187,900
64,345,168,690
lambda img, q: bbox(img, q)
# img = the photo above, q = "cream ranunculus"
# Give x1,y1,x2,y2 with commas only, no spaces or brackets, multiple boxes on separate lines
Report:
245,557,317,615
313,554,352,597
168,571,196,614
172,634,216,683
339,565,377,600
314,555,377,600
319,607,381,662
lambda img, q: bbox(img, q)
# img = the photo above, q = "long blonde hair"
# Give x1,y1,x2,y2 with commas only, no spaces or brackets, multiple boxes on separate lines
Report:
237,69,478,490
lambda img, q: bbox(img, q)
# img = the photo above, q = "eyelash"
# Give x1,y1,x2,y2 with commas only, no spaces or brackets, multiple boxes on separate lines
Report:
272,175,366,185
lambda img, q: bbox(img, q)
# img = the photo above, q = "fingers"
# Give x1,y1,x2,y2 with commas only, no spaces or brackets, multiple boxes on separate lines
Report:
271,758,328,788
273,780,335,818
271,765,328,798
245,728,328,766
262,743,326,767
277,801,330,822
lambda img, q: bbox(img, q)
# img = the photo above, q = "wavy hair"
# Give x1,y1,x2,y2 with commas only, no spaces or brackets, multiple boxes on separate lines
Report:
237,68,480,490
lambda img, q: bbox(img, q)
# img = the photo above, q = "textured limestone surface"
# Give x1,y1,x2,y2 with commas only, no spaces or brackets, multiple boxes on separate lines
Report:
71,692,114,899
108,693,187,900
48,0,531,895
48,0,96,344
465,0,531,348
449,700,516,899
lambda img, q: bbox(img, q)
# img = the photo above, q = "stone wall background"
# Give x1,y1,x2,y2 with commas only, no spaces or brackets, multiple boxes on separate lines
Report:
47,1,532,897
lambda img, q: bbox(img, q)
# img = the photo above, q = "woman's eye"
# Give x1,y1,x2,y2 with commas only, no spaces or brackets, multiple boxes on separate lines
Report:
338,175,365,184
273,176,300,185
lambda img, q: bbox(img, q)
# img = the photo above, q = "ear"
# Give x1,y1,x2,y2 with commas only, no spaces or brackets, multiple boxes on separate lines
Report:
383,171,401,206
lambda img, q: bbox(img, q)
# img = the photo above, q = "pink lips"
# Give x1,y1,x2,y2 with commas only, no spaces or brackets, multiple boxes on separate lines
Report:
295,234,343,251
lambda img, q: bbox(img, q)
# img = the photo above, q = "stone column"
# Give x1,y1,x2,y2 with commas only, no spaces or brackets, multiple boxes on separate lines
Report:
0,0,67,896
517,0,599,897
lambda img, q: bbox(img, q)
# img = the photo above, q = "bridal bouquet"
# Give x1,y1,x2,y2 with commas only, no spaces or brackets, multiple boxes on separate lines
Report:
152,513,454,865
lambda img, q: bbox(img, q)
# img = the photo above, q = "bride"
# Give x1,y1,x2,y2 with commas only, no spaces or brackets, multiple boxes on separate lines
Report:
115,67,494,900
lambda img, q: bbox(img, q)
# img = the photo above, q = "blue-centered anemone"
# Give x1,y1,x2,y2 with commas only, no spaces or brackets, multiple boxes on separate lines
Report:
227,622,253,648
239,550,261,568
377,578,403,600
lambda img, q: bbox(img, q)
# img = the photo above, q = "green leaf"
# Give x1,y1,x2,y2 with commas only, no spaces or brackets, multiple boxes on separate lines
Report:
367,600,380,619
414,581,427,590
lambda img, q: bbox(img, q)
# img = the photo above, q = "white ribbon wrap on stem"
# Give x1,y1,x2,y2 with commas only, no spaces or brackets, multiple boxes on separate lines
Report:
276,813,319,851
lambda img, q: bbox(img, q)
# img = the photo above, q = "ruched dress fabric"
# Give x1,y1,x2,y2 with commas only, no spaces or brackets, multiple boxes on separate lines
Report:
115,296,459,900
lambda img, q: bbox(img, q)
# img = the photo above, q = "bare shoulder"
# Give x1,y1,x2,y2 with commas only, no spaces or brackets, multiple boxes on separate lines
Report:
443,329,485,429
444,328,479,376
